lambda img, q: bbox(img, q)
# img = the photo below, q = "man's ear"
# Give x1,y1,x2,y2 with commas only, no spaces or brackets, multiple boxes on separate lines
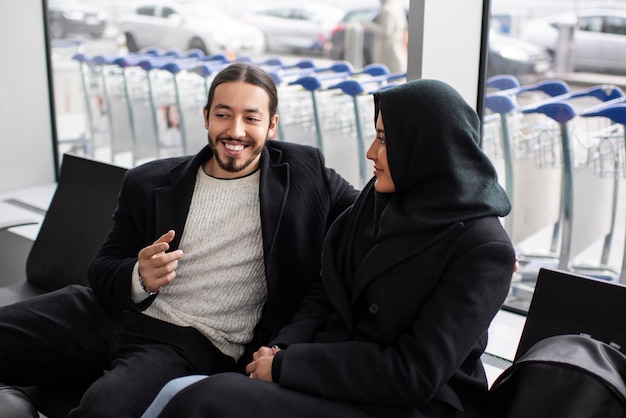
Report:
267,114,279,140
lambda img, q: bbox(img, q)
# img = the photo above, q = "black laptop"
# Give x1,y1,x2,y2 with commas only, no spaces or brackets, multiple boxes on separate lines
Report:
514,268,626,361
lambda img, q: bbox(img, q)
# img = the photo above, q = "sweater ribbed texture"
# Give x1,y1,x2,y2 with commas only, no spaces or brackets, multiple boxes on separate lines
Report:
143,167,267,360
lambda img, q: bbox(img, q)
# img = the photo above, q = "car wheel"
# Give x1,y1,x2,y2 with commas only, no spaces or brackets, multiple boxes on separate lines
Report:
188,38,208,55
125,33,138,53
49,19,65,39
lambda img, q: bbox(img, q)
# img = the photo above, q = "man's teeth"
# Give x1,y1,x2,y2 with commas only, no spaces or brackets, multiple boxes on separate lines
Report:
225,143,244,151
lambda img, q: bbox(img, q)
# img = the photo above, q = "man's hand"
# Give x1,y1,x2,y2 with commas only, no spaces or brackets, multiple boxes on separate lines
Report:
137,230,183,293
512,256,520,280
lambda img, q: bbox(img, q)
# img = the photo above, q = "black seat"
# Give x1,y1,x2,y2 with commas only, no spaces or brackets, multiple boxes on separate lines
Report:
0,153,127,417
0,153,126,306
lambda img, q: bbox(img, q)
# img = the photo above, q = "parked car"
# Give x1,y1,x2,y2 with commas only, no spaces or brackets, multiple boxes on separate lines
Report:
47,0,107,39
328,7,550,82
520,9,626,75
488,29,552,83
119,1,266,56
240,3,345,55
328,7,379,64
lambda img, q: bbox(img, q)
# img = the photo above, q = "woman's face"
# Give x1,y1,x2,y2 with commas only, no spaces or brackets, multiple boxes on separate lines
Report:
366,112,396,193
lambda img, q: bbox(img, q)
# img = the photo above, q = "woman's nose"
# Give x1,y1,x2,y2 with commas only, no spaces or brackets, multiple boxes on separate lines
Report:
366,137,378,160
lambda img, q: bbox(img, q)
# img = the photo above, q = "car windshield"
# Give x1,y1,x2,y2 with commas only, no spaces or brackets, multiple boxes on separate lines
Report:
344,9,376,23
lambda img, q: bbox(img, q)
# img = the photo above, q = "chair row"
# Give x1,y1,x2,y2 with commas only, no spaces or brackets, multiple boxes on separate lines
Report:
483,74,626,310
66,48,405,186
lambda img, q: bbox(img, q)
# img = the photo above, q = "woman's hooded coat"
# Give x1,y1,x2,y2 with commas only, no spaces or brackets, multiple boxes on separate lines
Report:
272,79,516,418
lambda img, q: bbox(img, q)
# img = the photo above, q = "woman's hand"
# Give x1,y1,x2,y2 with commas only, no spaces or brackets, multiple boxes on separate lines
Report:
246,346,281,382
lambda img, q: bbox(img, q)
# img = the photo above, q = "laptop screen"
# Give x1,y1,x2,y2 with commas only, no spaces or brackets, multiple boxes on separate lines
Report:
514,268,626,361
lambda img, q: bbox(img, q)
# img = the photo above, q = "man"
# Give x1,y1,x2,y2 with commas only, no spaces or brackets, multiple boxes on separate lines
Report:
0,62,358,417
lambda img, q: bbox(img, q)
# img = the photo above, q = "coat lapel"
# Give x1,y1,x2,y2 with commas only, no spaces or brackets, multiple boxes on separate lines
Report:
351,222,464,304
153,147,209,249
259,145,289,269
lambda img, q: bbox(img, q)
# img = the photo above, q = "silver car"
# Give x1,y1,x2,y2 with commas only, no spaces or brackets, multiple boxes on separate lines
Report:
119,1,266,57
240,2,345,55
520,9,626,75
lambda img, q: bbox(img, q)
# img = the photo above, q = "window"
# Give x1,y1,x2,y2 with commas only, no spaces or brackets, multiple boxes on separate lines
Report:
579,16,603,33
264,9,290,19
44,1,624,314
137,6,155,16
487,2,626,313
161,7,177,19
604,16,626,36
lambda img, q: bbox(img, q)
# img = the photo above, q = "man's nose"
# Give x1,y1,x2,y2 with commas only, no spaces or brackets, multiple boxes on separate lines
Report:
227,117,245,138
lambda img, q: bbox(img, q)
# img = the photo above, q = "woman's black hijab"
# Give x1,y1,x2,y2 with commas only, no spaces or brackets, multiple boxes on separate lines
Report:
373,78,511,240
339,79,511,277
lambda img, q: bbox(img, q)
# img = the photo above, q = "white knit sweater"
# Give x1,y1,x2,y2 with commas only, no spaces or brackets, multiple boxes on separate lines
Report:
135,167,267,360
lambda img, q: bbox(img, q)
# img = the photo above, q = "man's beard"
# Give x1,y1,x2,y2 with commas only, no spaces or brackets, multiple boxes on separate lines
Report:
208,134,265,174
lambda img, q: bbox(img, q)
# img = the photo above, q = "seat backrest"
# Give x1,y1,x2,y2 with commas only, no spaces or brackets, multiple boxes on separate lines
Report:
25,153,127,292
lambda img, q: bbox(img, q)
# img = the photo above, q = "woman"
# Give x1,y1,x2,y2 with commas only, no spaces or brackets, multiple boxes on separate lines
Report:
145,79,516,418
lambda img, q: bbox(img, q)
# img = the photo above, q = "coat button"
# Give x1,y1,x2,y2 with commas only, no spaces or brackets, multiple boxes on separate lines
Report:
369,304,379,314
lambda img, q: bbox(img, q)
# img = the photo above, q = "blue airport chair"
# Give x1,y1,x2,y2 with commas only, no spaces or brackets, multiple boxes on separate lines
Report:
487,74,520,91
522,85,625,273
287,63,356,152
580,97,626,284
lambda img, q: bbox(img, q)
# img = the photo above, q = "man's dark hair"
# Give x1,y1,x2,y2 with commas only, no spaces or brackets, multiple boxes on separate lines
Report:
204,63,278,125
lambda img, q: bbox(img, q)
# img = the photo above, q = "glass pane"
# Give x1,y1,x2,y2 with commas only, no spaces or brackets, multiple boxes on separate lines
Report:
487,0,626,313
45,1,625,309
45,0,410,190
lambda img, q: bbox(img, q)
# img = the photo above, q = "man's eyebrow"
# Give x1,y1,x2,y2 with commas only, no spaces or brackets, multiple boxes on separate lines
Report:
213,103,232,111
213,103,264,115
